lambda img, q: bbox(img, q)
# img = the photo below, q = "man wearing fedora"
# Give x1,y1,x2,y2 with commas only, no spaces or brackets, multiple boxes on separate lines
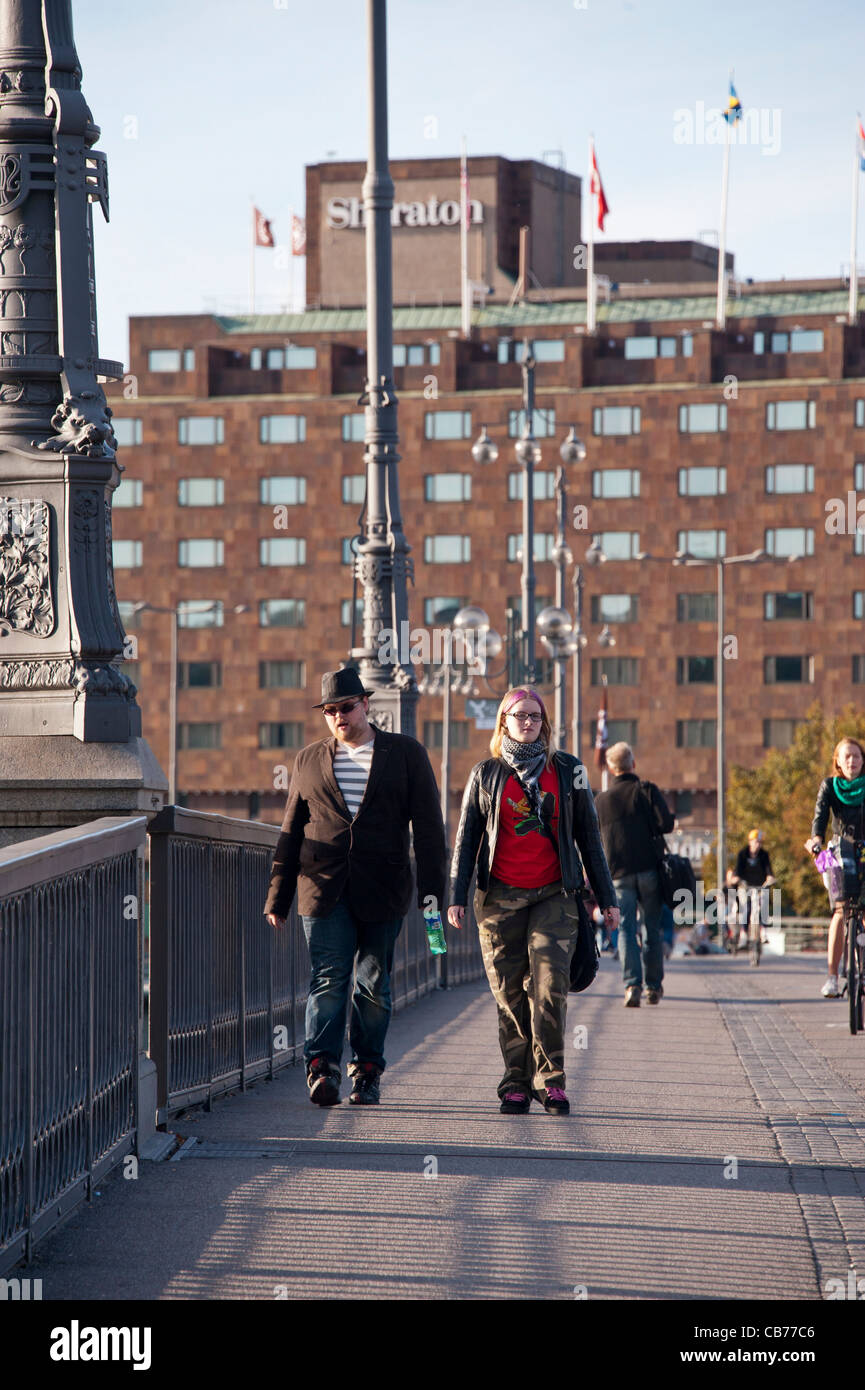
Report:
264,669,447,1106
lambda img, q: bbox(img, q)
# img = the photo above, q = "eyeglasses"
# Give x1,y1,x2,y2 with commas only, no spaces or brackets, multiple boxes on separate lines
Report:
322,699,363,717
507,712,542,723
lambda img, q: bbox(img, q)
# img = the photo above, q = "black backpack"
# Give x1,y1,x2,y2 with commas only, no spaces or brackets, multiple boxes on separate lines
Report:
640,781,696,910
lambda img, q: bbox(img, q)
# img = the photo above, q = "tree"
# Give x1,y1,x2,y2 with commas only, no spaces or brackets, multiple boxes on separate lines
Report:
703,702,865,917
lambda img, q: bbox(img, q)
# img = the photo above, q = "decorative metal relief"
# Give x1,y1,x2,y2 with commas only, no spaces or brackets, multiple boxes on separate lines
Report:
368,709,394,733
71,661,137,702
0,658,72,689
0,496,53,636
0,223,54,274
37,393,116,458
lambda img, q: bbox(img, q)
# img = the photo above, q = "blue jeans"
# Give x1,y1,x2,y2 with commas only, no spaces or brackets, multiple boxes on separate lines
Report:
614,870,665,991
301,899,402,1074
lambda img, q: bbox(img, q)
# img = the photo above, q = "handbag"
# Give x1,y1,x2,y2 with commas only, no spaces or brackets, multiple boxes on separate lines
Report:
639,781,696,910
535,789,600,993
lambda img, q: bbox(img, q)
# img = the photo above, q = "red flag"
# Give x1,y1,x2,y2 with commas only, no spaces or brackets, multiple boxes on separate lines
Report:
589,143,609,232
594,676,608,770
291,214,307,256
253,207,275,248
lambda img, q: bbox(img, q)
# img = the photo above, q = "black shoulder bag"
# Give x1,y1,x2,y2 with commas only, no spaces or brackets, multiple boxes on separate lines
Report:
639,780,695,910
536,787,600,994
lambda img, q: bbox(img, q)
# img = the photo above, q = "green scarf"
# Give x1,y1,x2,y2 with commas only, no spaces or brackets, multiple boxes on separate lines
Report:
833,774,865,805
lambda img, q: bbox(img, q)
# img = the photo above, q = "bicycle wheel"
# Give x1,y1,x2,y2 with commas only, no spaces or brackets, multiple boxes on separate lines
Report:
749,924,761,967
848,908,860,1035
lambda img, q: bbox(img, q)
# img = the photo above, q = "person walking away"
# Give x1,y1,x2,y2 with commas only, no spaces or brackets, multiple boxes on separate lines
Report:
594,741,675,1006
264,669,446,1105
804,736,865,999
447,687,618,1115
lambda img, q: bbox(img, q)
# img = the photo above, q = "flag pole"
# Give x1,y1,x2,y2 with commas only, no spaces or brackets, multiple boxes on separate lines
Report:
587,134,596,333
460,136,470,338
850,120,861,326
716,115,732,329
288,207,295,314
249,200,256,315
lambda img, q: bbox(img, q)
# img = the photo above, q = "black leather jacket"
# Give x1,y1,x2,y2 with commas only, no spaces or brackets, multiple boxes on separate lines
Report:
812,777,865,845
449,752,617,909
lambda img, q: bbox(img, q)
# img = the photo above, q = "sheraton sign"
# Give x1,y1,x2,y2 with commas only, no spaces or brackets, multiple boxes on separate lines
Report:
326,195,484,230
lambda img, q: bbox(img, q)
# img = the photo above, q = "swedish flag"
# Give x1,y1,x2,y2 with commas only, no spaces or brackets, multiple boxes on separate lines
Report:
723,79,742,124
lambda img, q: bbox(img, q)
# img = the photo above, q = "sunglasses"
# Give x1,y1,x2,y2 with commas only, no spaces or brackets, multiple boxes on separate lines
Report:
322,699,363,717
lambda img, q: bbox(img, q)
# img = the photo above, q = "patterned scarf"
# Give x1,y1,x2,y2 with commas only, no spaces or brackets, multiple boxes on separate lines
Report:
499,734,549,819
833,774,865,805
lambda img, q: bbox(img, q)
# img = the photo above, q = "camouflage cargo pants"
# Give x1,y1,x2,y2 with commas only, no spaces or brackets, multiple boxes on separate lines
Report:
474,876,579,1096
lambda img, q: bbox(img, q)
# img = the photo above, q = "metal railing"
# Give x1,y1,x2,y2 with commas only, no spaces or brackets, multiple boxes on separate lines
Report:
0,817,145,1276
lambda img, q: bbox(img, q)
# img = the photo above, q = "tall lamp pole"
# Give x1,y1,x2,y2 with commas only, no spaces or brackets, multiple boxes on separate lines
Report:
351,0,417,734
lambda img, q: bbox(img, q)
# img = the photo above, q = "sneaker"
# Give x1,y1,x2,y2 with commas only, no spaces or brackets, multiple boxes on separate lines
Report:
624,986,641,1007
645,986,664,1005
821,975,841,999
307,1057,340,1106
500,1091,531,1114
542,1086,570,1115
348,1062,381,1105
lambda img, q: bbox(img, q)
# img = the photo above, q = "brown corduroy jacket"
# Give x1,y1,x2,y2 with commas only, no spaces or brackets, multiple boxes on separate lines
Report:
263,730,447,922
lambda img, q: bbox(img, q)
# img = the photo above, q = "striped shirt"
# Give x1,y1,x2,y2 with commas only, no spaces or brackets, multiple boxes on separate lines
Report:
333,737,375,817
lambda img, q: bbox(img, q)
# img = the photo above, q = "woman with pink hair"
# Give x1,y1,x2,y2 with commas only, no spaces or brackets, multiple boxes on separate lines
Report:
448,687,619,1114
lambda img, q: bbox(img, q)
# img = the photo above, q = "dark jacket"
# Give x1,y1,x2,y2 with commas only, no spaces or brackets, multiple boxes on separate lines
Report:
812,777,865,845
594,773,675,878
263,730,447,922
733,845,773,887
449,752,617,910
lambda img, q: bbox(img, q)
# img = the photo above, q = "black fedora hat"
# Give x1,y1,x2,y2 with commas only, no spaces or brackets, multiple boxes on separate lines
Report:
313,668,374,708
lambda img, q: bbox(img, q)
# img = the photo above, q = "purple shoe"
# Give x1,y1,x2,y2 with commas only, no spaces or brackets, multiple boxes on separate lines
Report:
500,1091,531,1114
542,1086,570,1115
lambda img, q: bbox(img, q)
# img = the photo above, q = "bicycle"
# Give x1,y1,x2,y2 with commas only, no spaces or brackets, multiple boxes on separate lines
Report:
842,897,865,1035
727,880,772,967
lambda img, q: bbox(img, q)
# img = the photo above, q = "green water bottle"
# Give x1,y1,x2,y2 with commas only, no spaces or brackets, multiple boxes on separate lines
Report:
423,905,447,955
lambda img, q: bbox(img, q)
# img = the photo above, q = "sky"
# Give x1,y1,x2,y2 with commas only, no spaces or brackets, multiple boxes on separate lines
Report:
73,0,865,364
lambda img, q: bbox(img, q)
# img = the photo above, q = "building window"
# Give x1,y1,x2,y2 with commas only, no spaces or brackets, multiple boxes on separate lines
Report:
855,461,865,489
855,592,865,620
676,656,715,684
623,336,677,359
259,721,305,749
764,655,813,683
591,657,638,685
424,535,470,563
755,329,824,354
259,660,304,688
591,594,638,624
342,475,365,504
341,598,364,627
676,719,716,748
424,474,472,502
607,719,638,744
499,340,565,364
148,349,182,371
856,401,865,428
507,533,554,562
765,400,816,431
263,345,316,370
117,600,142,630
259,415,306,444
593,469,640,499
178,722,221,749
679,403,727,433
507,470,556,500
855,531,865,556
178,600,223,629
250,348,263,370
342,537,359,564
593,406,640,436
393,342,440,366
765,464,814,494
507,408,557,439
260,537,306,566
423,721,470,749
764,591,813,620
677,593,717,622
113,418,142,446
678,466,726,497
596,530,641,560
259,477,306,505
507,594,552,623
112,540,142,568
179,539,223,567
854,656,865,683
765,527,814,557
342,413,366,442
178,661,221,689
178,416,224,446
424,410,472,441
178,478,224,506
763,718,800,748
259,599,305,627
424,596,467,625
113,479,143,507
677,529,726,560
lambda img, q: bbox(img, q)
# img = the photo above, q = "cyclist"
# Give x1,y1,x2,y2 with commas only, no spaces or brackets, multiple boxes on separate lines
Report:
728,829,775,950
804,736,865,998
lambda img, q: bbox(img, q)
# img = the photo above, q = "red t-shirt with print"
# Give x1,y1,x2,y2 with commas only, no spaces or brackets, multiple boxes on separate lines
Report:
490,766,561,888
